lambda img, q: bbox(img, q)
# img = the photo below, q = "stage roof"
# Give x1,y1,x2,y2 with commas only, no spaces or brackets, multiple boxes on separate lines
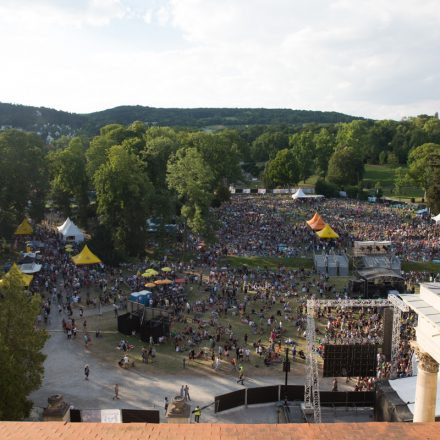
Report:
357,267,403,280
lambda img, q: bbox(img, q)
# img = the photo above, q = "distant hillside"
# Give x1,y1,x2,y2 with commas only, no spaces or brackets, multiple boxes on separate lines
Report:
0,102,364,140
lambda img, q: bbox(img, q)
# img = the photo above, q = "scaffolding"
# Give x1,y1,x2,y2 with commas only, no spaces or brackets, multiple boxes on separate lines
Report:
304,298,321,423
305,294,409,423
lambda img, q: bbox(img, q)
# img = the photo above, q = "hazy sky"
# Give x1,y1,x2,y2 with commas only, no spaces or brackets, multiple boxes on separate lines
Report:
0,0,439,119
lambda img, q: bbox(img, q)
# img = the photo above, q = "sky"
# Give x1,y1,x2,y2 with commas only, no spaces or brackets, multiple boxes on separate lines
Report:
0,0,439,119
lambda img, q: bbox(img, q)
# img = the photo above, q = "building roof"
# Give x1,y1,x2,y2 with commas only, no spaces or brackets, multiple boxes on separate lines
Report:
0,422,439,440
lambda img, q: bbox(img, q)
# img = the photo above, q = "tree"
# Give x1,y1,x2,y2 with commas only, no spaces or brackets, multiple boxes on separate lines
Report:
166,148,215,240
263,149,300,188
387,152,399,167
407,143,440,196
393,167,412,196
93,145,153,257
327,147,364,186
48,137,89,223
250,131,289,162
335,120,371,160
180,131,242,186
0,129,48,237
313,128,335,177
0,271,47,420
315,178,339,198
289,130,315,182
426,166,440,215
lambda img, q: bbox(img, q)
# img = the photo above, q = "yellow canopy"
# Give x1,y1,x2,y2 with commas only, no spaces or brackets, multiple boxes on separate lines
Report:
161,267,172,272
71,245,102,265
1,263,33,287
316,224,339,239
142,268,159,277
14,218,33,235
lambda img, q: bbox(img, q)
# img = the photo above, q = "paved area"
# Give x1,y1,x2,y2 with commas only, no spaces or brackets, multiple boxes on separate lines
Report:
30,307,351,423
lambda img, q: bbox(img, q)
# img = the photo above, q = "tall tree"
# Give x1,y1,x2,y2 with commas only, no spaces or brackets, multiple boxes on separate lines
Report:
48,137,89,223
0,271,47,420
250,131,289,162
313,128,335,177
327,147,364,186
289,130,315,182
263,148,300,188
407,143,440,197
0,129,48,237
93,145,153,257
166,148,215,240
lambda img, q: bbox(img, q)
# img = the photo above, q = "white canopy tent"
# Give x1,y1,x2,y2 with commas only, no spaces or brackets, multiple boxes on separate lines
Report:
432,213,440,224
19,262,42,274
57,218,84,243
292,188,307,199
292,188,325,200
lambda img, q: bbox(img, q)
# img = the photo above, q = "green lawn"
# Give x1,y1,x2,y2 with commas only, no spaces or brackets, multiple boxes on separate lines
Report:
223,255,314,269
401,261,440,273
364,164,424,200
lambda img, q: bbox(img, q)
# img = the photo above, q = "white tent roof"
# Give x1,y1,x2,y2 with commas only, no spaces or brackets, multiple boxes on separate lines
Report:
292,188,307,199
432,213,440,223
58,219,84,242
19,262,42,274
57,218,72,233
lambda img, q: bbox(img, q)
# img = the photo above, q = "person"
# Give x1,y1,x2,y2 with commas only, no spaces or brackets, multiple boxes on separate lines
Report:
84,364,90,381
237,364,245,385
164,397,169,413
112,384,119,400
193,405,201,423
184,385,191,401
180,385,185,397
332,377,338,392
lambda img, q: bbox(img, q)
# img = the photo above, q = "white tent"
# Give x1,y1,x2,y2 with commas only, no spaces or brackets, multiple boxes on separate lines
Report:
432,213,440,224
292,188,324,200
292,188,308,199
57,218,84,243
19,262,42,274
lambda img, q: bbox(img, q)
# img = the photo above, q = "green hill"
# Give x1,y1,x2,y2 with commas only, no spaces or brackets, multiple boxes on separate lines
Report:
0,102,364,138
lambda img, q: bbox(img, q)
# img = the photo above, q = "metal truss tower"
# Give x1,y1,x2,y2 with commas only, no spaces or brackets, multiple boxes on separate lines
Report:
304,294,409,421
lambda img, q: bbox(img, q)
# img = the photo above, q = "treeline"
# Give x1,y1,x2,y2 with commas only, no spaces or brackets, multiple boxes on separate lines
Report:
0,102,360,135
0,124,243,262
2,114,440,261
260,115,440,199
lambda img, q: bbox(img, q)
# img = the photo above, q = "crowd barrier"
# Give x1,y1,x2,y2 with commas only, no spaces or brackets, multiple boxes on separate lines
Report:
229,187,315,195
214,385,375,413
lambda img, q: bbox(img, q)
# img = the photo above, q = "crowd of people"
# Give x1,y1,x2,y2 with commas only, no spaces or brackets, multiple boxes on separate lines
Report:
9,192,437,398
210,195,440,262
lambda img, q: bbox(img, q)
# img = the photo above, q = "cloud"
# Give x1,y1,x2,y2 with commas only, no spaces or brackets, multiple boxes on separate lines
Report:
0,0,439,119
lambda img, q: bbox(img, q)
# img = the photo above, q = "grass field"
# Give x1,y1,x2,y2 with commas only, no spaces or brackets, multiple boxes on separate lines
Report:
401,261,440,273
223,255,314,269
363,164,423,200
81,272,352,377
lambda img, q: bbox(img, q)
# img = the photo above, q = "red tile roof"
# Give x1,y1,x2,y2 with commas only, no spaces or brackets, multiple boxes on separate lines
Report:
0,422,439,440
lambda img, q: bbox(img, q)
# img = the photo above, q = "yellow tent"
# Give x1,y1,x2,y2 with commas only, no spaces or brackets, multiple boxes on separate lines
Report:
316,224,339,239
71,245,102,265
14,218,33,235
1,263,33,287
